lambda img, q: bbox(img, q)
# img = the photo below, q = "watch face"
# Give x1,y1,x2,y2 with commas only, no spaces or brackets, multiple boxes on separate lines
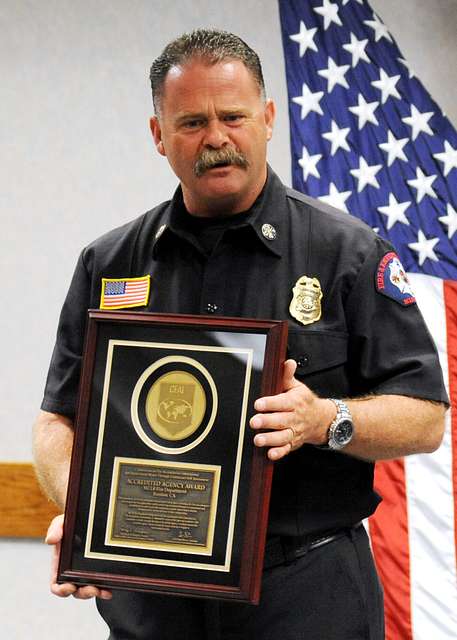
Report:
334,420,353,446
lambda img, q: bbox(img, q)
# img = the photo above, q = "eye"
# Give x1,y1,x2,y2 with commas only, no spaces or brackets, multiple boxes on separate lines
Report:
223,114,244,124
182,118,205,130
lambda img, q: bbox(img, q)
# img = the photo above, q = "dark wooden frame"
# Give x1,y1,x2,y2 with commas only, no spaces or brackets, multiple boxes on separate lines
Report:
58,310,288,604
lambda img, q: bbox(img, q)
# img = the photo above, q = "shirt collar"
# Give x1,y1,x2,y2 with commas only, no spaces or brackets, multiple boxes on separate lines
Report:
152,165,287,258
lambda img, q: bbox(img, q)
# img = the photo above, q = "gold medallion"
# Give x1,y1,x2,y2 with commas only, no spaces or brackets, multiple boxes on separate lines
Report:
289,275,323,326
145,370,206,441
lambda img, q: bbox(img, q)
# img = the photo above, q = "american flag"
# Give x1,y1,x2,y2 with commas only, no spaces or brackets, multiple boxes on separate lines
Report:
100,276,150,309
278,1,457,638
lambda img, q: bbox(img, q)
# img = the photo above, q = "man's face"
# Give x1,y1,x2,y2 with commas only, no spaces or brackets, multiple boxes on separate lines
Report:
150,58,275,216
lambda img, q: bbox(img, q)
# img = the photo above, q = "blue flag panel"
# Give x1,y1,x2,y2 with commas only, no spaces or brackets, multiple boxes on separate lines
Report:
278,0,457,280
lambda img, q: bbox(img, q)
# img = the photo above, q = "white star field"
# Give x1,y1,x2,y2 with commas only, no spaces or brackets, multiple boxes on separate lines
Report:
284,1,457,274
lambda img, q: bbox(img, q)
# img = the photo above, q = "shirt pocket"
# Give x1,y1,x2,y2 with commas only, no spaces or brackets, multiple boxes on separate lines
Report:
287,328,350,398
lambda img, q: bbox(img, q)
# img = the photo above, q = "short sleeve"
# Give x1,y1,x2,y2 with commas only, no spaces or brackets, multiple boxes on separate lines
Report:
345,237,449,404
41,252,91,417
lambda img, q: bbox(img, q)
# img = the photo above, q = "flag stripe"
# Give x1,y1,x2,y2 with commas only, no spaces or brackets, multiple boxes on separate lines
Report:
444,281,457,566
278,2,457,636
371,274,457,640
405,274,457,639
103,299,146,306
103,296,146,301
103,296,147,303
371,459,412,640
105,292,147,300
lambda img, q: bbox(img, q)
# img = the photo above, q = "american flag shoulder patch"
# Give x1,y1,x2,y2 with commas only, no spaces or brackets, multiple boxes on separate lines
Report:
100,275,150,310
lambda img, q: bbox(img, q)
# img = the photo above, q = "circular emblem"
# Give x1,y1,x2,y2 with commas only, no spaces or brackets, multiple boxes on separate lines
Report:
145,370,206,441
261,223,277,240
131,355,218,454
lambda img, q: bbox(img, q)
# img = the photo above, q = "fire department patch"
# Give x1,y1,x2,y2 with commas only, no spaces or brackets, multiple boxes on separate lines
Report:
376,252,416,306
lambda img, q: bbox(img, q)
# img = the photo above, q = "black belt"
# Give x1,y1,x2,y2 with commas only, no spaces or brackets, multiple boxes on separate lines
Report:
263,522,363,570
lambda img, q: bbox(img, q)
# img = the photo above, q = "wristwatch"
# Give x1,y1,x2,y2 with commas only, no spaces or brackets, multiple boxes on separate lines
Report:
321,398,354,451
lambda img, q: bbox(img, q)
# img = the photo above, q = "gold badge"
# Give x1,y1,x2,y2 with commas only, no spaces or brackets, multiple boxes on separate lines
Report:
289,275,323,326
145,371,206,441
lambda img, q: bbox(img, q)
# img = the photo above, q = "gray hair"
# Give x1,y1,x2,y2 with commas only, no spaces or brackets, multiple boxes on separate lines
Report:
149,29,266,114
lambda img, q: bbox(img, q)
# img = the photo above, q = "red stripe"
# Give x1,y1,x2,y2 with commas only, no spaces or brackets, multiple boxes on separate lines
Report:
443,280,457,572
105,294,147,301
103,300,146,307
370,459,412,640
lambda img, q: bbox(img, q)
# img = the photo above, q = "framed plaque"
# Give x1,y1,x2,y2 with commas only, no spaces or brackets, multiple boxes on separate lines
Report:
58,310,288,604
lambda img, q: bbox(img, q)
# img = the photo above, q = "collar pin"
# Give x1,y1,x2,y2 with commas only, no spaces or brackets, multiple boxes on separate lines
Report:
155,224,167,240
261,223,277,240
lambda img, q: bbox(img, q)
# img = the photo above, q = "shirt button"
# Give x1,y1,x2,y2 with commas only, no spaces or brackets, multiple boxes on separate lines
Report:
297,354,310,368
206,303,218,314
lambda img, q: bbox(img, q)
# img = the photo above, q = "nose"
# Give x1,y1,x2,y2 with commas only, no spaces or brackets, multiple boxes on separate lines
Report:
202,118,229,149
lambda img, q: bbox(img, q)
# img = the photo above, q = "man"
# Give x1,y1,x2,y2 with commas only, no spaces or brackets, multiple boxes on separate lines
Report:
34,29,447,639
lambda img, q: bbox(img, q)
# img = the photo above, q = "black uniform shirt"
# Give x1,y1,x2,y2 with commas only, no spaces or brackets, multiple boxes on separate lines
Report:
42,168,448,536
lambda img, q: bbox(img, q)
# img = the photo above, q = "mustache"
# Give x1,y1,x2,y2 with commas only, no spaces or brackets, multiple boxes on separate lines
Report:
193,147,249,177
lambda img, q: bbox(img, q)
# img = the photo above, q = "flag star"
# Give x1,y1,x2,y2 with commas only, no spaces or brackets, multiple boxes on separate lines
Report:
322,120,351,155
318,57,350,92
350,157,383,192
398,57,415,79
408,230,439,266
349,94,379,130
402,105,434,140
342,33,370,67
318,182,352,212
439,203,457,239
371,69,401,104
407,167,438,203
289,21,318,57
292,84,324,119
298,146,322,180
433,141,457,176
378,130,408,166
364,12,393,42
313,0,342,30
378,194,411,230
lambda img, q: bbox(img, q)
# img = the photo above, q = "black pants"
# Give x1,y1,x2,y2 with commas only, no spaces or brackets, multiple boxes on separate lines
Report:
97,525,384,640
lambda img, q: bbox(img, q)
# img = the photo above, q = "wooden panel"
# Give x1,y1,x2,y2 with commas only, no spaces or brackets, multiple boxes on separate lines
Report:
0,462,60,537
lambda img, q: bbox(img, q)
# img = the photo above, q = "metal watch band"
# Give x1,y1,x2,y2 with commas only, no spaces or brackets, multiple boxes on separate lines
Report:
315,398,354,451
327,398,354,450
330,398,352,422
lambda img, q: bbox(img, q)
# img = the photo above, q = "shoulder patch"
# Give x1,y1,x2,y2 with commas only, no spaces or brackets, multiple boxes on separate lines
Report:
376,252,416,306
100,275,150,309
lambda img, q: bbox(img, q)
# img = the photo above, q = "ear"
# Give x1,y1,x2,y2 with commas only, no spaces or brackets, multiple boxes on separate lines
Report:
149,116,166,156
264,99,276,141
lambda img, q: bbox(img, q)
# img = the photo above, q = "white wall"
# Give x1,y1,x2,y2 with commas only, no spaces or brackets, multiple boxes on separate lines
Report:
1,1,456,637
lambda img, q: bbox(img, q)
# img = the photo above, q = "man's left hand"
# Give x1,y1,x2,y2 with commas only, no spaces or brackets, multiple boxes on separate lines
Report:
250,359,336,461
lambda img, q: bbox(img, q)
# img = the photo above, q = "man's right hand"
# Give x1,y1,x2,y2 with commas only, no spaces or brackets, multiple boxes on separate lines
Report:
46,514,112,600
